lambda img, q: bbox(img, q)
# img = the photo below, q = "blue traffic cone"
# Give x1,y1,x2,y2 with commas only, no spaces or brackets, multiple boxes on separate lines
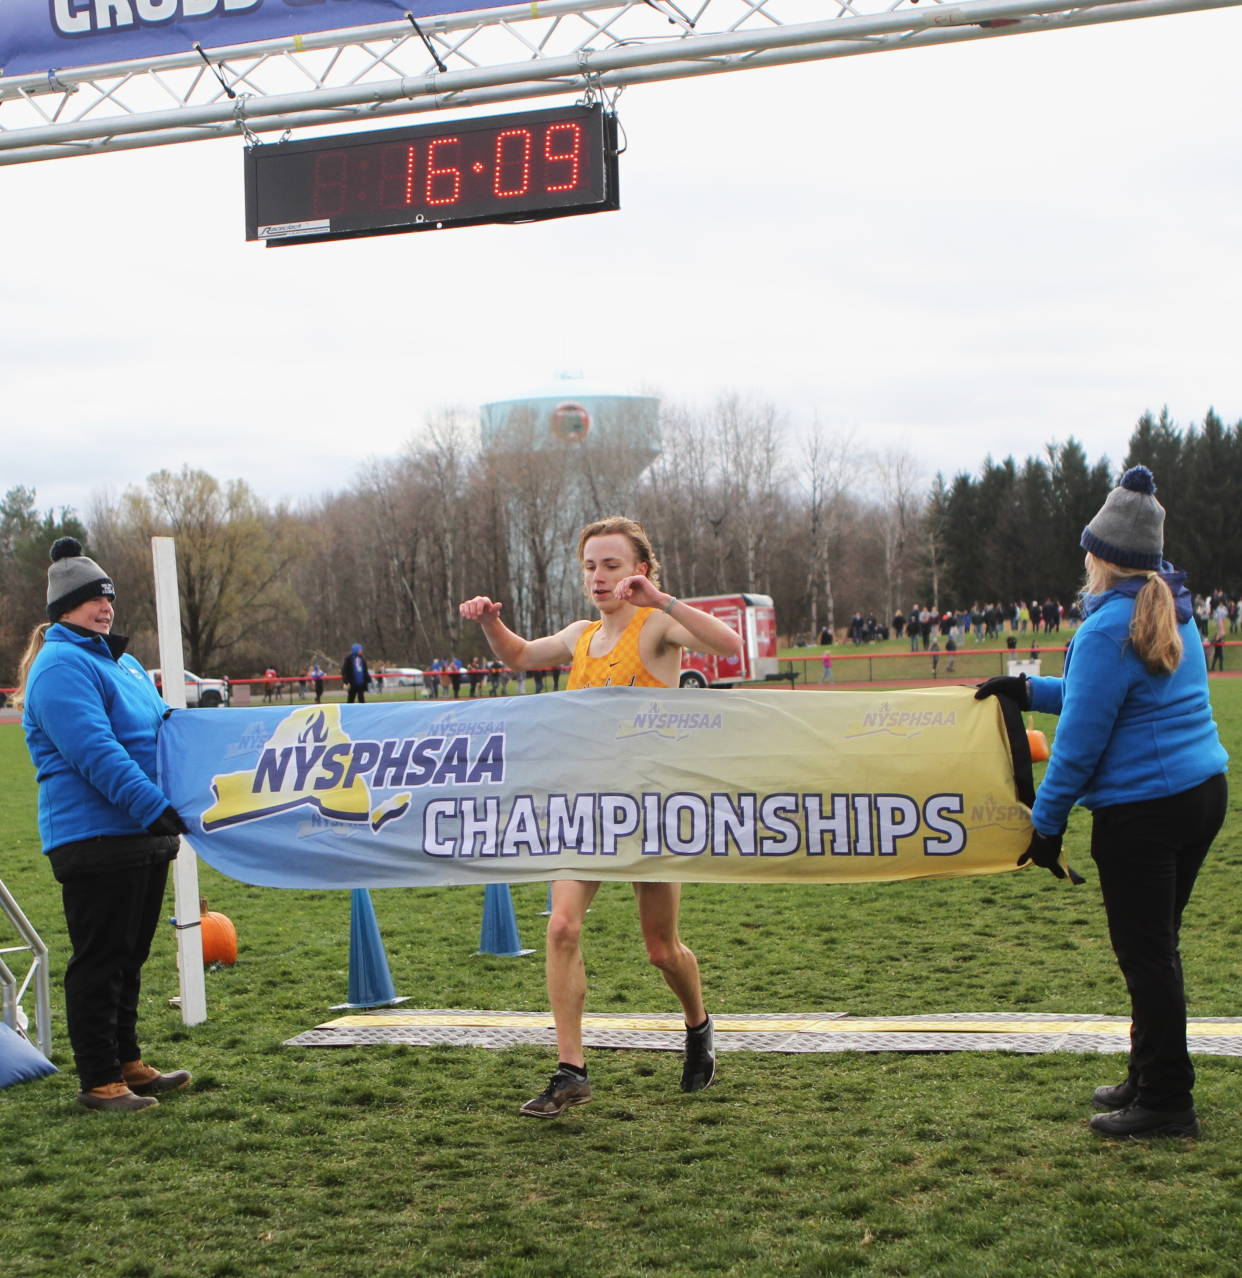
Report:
478,884,535,957
331,889,410,1009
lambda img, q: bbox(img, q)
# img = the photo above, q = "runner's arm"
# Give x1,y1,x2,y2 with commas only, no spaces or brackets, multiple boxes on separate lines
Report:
459,596,583,671
612,577,744,658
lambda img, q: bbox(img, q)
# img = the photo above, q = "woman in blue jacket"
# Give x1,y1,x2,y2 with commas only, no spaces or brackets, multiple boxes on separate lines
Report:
977,467,1227,1139
16,539,192,1112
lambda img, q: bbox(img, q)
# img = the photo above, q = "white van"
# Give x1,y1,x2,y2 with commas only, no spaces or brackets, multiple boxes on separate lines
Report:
147,669,230,708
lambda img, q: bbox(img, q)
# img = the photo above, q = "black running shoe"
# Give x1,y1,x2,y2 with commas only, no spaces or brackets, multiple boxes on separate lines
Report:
519,1070,593,1119
1092,1078,1138,1111
681,1015,716,1093
1089,1103,1200,1140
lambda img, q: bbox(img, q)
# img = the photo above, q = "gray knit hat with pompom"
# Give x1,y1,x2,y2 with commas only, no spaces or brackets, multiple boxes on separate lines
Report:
1080,465,1165,571
46,537,115,622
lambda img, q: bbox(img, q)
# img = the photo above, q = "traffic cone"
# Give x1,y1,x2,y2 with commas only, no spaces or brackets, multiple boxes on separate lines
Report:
330,889,410,1008
478,883,535,957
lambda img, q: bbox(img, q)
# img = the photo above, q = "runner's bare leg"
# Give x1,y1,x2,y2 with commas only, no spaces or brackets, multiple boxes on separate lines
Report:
546,880,603,1067
633,883,706,1026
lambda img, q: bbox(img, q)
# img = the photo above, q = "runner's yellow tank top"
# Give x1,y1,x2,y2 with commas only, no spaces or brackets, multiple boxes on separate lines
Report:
566,608,669,690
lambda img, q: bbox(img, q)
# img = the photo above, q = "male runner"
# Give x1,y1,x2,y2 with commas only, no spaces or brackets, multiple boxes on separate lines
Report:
459,516,744,1118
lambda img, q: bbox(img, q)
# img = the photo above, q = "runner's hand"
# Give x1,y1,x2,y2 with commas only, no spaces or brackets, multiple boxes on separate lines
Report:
460,596,503,624
613,576,665,609
973,674,1031,709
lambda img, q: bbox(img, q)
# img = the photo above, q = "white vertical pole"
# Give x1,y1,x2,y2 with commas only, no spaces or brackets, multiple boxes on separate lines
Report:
151,536,207,1027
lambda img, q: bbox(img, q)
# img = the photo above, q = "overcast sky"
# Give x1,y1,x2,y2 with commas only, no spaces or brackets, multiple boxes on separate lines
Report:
1,8,1239,517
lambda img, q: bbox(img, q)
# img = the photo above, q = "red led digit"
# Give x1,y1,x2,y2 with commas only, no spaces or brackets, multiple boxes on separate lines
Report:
544,123,581,192
494,129,531,198
312,151,347,217
379,144,415,209
425,138,462,206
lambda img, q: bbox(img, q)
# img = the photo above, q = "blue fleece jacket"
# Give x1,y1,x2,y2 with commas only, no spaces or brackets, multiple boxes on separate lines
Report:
1027,575,1227,835
22,625,172,853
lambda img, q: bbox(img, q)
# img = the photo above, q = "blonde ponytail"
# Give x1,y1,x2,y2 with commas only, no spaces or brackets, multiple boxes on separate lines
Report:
1082,553,1182,676
1130,575,1182,675
12,622,50,711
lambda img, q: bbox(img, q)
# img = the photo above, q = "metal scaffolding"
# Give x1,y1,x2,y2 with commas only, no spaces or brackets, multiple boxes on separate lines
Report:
0,876,53,1060
0,0,1238,164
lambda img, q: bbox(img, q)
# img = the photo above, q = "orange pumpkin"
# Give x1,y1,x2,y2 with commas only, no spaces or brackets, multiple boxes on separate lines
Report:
1026,715,1050,764
199,897,238,966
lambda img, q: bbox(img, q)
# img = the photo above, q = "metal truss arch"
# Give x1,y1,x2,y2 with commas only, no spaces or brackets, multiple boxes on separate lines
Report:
0,0,1238,164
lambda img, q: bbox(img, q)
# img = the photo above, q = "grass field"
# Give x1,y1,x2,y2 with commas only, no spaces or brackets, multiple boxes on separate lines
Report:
2,685,1241,1277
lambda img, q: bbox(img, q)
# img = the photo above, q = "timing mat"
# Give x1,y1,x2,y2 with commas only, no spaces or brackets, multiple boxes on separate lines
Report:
286,1010,1242,1056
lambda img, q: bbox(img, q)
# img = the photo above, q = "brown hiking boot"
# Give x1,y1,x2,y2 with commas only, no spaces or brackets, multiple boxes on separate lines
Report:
123,1060,193,1095
77,1082,159,1112
519,1069,593,1119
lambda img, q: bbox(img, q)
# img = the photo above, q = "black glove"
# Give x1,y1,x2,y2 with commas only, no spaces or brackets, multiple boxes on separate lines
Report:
1017,828,1085,884
974,674,1031,709
147,806,189,838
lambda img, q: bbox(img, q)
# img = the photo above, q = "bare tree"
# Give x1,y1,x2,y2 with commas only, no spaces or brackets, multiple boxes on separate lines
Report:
800,421,863,640
872,444,924,626
715,392,786,594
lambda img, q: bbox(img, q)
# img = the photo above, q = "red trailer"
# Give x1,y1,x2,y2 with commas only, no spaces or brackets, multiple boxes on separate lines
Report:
677,593,778,688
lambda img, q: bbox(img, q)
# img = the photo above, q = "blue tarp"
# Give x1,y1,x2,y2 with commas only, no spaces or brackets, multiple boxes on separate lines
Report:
0,1022,58,1089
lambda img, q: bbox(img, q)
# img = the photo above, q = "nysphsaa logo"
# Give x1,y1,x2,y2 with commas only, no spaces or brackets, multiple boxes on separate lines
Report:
201,705,504,834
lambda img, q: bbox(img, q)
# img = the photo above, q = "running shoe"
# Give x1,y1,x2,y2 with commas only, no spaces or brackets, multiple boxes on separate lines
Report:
519,1069,593,1119
681,1015,716,1093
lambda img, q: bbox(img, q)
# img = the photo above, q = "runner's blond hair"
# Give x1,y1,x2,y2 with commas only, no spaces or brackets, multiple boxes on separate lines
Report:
577,517,662,590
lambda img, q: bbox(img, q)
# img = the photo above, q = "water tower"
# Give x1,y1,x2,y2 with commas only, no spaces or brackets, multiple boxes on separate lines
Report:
480,375,661,472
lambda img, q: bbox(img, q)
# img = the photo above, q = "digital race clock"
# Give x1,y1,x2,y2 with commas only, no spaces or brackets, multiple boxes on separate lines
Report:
244,104,619,246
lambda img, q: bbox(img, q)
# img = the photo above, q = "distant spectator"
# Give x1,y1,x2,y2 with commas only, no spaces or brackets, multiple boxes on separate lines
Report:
892,612,905,640
919,606,932,651
448,656,464,698
341,644,369,704
467,658,483,698
1211,632,1225,672
908,606,921,652
552,662,562,692
819,625,833,645
820,650,833,684
488,659,504,696
929,637,939,677
427,658,443,699
533,667,545,694
849,612,864,646
939,609,953,637
945,633,957,674
1007,634,1017,650
309,662,324,704
263,667,278,703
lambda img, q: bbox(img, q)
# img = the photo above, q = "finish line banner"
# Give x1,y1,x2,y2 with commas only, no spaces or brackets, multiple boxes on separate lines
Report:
0,0,496,79
157,687,1033,889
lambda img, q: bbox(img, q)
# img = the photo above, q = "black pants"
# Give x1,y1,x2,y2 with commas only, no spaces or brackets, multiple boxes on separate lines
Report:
347,686,366,703
60,859,171,1090
1091,773,1228,1111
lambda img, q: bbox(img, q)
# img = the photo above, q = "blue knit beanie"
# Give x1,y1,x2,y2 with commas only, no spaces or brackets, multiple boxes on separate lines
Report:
1080,466,1165,571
